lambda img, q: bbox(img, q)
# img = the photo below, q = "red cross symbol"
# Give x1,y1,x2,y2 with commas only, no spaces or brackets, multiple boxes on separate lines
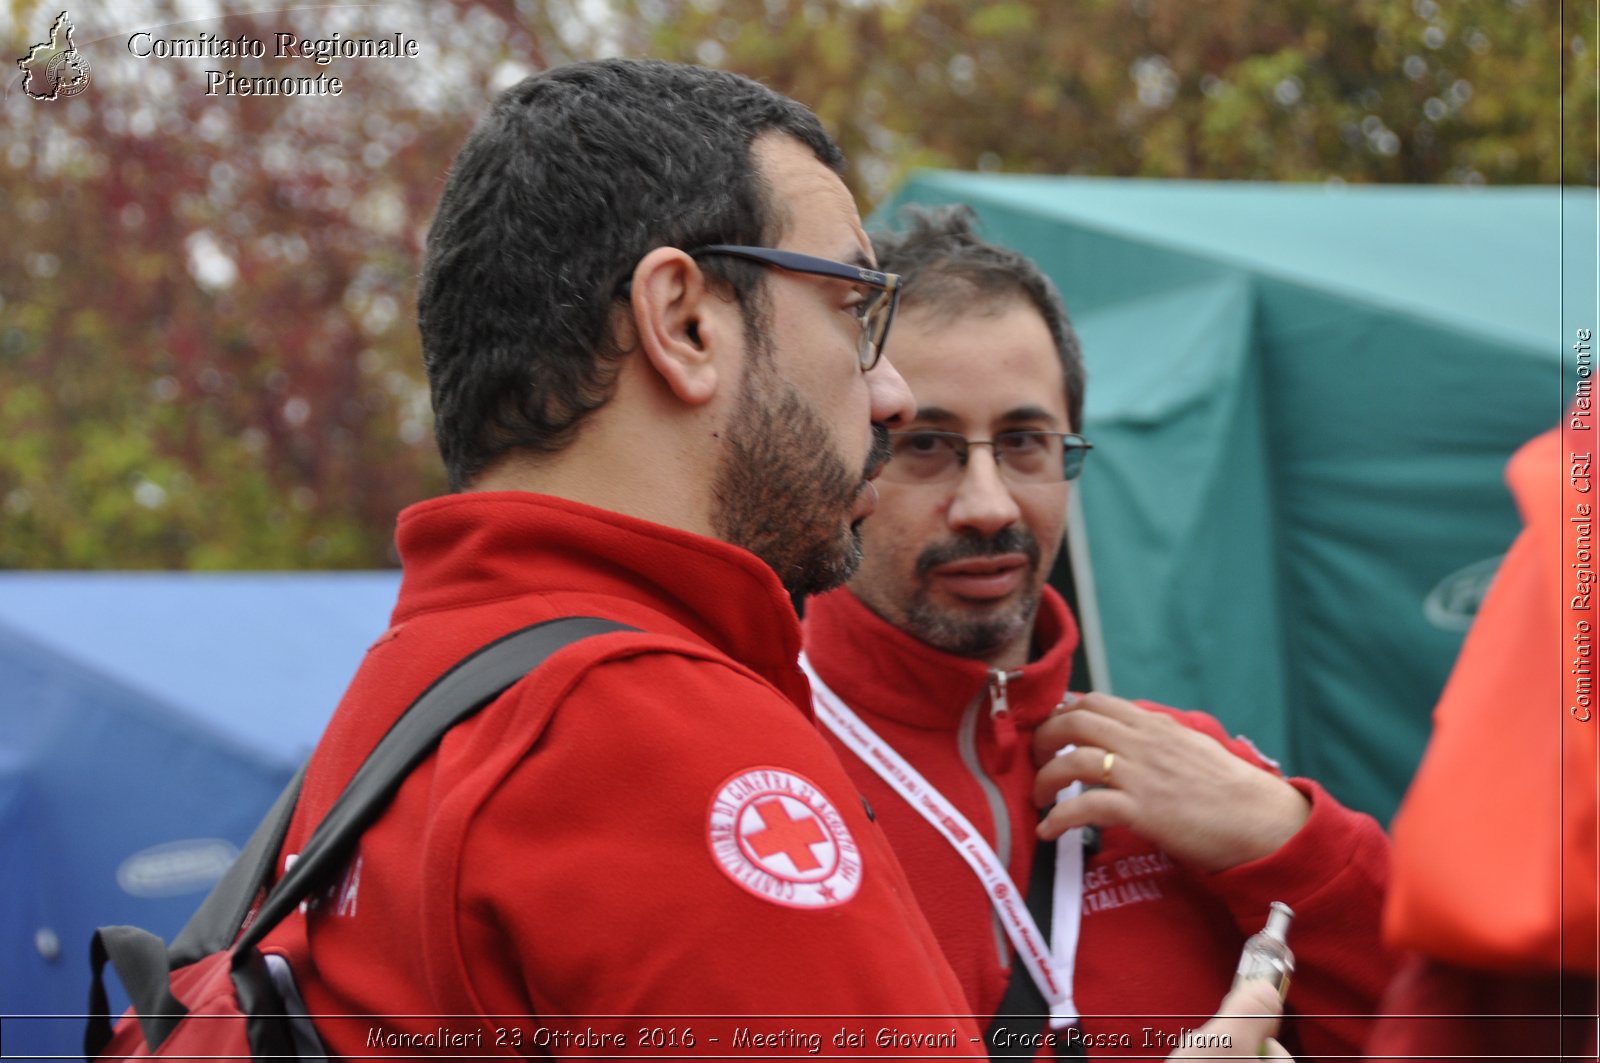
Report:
745,798,827,872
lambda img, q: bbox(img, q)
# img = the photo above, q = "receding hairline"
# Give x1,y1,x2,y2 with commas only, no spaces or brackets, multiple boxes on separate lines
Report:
749,130,865,258
897,280,1041,328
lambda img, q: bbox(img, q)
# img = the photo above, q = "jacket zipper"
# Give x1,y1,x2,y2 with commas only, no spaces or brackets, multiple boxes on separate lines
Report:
958,666,1024,969
987,667,1022,770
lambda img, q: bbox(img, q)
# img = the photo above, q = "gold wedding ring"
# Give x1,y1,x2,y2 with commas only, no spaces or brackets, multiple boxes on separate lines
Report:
1100,750,1116,787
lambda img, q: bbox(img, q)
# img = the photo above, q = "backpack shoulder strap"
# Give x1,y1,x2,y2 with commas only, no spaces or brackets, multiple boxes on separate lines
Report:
168,762,306,964
238,615,636,950
87,616,635,1059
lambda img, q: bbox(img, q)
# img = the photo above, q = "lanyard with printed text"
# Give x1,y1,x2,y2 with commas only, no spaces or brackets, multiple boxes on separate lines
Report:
799,652,1083,1027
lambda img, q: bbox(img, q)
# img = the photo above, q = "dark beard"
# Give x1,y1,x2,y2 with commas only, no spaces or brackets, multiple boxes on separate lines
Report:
900,526,1044,657
711,351,886,598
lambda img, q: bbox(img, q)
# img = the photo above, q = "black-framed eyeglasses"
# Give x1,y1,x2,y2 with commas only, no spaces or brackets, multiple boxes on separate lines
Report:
690,245,902,371
882,430,1093,485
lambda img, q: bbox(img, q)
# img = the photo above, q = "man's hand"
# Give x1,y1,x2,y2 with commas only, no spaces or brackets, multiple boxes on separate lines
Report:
1032,693,1309,872
1167,980,1290,1060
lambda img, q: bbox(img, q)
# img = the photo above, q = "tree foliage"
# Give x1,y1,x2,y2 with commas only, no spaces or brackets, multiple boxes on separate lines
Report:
2,0,574,566
0,0,1589,568
605,0,1593,200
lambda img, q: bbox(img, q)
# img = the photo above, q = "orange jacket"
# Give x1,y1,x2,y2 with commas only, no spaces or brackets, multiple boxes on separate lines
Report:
1383,426,1600,974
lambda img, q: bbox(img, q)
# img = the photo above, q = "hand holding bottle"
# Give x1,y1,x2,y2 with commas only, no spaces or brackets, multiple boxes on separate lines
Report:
1235,902,1295,999
1167,979,1291,1061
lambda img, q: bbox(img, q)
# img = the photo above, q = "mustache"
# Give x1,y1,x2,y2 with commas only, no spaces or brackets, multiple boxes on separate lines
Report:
915,526,1042,577
863,424,892,480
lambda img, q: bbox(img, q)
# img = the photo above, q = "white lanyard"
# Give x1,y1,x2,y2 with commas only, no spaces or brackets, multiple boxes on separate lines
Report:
799,653,1083,1027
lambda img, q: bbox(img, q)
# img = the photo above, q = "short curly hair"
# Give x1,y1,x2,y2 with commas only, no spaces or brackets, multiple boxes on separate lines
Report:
870,204,1085,432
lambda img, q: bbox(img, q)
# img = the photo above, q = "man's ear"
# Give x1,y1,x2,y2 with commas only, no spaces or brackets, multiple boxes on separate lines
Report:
628,247,732,406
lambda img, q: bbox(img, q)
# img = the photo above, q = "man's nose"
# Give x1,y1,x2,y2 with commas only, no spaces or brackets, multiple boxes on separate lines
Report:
946,448,1023,538
865,353,915,429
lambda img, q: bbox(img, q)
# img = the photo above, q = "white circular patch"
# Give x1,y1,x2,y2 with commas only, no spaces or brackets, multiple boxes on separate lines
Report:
707,767,862,909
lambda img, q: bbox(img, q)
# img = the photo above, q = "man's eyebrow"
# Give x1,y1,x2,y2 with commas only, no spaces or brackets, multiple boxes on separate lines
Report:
910,406,961,426
842,246,876,270
911,405,1063,427
997,405,1062,426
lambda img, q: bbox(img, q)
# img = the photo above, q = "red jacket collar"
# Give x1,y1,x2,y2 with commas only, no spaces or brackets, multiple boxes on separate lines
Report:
801,584,1080,731
392,491,809,709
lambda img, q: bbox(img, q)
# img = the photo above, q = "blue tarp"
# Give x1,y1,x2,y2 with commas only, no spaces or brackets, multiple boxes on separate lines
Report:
0,572,399,1058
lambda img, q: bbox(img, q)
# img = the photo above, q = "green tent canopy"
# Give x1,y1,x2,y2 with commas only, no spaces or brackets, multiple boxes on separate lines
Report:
877,174,1594,823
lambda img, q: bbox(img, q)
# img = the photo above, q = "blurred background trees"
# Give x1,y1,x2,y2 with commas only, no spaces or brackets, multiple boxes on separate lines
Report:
2,0,1592,568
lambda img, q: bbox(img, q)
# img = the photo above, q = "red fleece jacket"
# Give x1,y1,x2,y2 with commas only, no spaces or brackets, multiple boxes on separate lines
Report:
268,493,981,1058
802,585,1392,1060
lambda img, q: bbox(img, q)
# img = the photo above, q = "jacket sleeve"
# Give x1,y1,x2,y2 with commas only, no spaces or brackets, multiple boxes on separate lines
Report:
433,642,984,1058
1164,706,1395,1062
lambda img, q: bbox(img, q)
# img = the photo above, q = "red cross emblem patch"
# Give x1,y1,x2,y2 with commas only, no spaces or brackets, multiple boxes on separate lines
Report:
707,768,862,909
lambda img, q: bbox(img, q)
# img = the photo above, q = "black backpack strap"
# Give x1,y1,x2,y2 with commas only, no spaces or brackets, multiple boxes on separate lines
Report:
169,762,309,965
236,615,636,951
91,765,305,1056
85,616,635,1059
88,775,305,1057
87,925,187,1055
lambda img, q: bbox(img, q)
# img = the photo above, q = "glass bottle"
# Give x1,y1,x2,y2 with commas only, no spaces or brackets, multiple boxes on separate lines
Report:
1233,900,1295,999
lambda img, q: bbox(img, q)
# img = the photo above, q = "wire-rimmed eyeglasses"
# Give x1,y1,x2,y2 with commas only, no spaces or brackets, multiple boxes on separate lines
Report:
882,430,1093,485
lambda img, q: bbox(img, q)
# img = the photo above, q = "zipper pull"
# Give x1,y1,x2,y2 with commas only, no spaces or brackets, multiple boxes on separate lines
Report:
988,668,1021,770
988,668,1012,719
